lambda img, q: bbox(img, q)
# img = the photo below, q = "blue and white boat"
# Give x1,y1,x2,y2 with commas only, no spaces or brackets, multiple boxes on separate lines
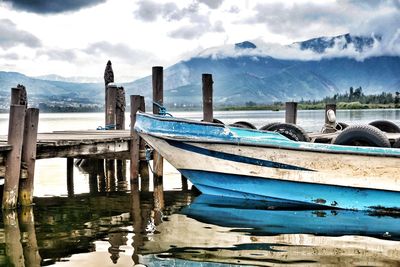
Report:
135,112,400,211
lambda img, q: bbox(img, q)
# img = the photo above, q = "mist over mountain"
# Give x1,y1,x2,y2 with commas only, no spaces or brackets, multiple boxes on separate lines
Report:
1,33,399,108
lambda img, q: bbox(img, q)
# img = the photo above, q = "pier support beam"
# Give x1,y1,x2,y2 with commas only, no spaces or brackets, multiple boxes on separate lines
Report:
106,84,117,191
19,108,39,206
285,102,298,124
2,105,26,209
130,95,141,187
202,73,214,123
152,66,164,209
138,96,150,191
67,158,74,197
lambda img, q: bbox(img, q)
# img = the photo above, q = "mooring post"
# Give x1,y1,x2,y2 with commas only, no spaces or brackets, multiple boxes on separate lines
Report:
285,102,298,124
202,74,214,122
130,95,141,187
2,105,26,209
152,66,164,208
325,103,337,124
116,86,126,187
138,96,150,192
67,157,74,197
106,84,117,191
19,108,39,206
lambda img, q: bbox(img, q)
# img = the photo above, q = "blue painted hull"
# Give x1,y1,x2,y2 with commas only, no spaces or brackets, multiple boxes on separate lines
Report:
180,169,400,211
135,113,400,211
182,194,400,240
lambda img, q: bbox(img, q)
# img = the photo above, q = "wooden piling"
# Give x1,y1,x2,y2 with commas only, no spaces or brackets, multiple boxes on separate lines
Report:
106,84,117,191
130,95,141,187
116,86,126,187
152,66,164,209
138,96,150,192
19,108,39,206
325,104,337,124
104,60,114,123
2,105,26,209
67,158,74,197
285,102,298,124
202,74,214,122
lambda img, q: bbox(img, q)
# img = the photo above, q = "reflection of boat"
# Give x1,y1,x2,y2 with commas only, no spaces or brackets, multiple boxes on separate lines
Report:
135,113,400,211
140,196,400,266
182,195,400,239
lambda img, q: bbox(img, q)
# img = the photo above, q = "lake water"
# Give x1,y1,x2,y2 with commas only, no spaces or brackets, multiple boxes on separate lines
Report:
1,109,400,266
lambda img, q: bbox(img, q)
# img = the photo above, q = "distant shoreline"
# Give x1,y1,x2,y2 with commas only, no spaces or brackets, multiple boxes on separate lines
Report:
0,102,398,113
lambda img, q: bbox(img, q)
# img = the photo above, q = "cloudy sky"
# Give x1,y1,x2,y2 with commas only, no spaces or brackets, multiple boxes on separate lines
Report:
0,0,399,82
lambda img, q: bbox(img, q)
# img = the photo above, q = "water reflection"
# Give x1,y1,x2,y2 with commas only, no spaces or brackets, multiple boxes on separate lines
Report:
1,188,400,266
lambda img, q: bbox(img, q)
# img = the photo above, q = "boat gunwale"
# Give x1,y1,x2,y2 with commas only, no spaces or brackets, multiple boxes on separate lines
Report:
136,112,400,159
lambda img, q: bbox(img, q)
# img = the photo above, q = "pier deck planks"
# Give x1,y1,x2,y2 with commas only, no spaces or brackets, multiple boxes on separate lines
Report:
0,130,131,160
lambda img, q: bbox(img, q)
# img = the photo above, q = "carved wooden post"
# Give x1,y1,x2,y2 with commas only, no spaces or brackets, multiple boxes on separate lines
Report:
104,60,114,122
202,74,214,122
19,108,39,206
285,102,297,124
152,66,164,209
3,105,26,209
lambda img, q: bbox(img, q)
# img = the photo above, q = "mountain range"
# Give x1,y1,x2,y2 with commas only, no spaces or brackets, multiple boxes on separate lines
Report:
1,33,399,108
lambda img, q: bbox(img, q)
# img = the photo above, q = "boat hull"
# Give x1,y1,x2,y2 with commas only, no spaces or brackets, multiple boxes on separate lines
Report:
140,134,400,211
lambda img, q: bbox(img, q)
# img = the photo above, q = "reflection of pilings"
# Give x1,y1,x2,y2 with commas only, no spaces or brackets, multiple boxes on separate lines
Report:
181,176,188,191
108,230,128,264
3,210,25,267
19,206,41,267
131,179,142,265
97,159,106,192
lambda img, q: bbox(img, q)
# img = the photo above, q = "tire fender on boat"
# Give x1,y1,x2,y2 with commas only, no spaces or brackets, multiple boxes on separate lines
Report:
333,124,391,147
267,123,310,142
369,120,400,133
229,121,257,129
259,122,280,131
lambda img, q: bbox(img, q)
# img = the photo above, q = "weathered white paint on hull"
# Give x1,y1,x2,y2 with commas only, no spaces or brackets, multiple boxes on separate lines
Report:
141,134,400,192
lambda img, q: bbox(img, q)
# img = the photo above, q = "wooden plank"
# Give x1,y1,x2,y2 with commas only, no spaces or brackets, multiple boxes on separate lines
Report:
36,140,130,159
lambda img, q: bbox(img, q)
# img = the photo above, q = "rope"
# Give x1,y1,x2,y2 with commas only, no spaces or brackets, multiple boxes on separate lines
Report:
97,124,116,130
153,101,173,117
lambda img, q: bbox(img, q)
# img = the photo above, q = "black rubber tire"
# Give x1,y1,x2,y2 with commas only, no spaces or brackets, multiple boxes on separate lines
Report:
335,122,348,131
369,120,400,133
333,125,390,147
267,123,310,142
202,118,224,125
229,121,256,129
259,122,280,131
393,138,400,148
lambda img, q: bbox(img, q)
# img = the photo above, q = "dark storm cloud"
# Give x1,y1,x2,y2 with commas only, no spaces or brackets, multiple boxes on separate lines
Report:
3,0,107,14
0,19,41,49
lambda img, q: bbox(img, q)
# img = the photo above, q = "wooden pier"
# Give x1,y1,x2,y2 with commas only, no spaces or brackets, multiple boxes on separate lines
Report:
1,61,399,210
